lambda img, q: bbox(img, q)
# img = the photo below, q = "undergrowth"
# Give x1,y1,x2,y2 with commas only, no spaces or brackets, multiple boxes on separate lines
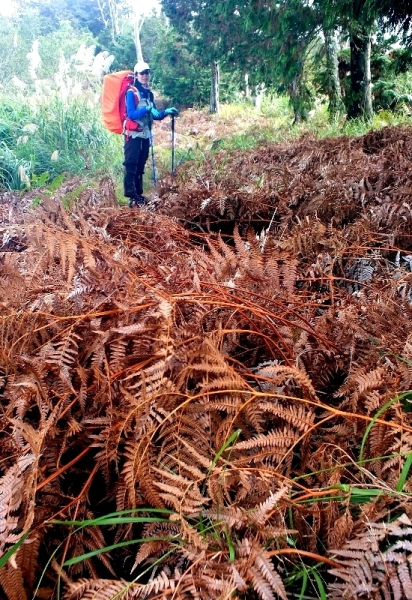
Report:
2,80,411,198
152,97,412,191
1,121,412,598
0,90,122,192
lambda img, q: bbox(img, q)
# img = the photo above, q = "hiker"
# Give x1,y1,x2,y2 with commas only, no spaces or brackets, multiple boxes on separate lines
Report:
123,61,179,208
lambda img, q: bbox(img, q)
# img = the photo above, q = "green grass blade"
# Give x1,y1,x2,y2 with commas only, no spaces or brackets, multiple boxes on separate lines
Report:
311,569,328,600
397,452,412,492
51,516,171,527
224,529,236,562
63,536,179,566
201,429,242,495
298,569,309,600
208,429,242,474
50,507,175,528
293,452,409,482
0,531,29,568
359,392,411,462
110,548,176,600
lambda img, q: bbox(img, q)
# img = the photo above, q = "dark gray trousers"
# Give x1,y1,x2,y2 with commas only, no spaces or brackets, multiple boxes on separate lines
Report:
123,136,150,198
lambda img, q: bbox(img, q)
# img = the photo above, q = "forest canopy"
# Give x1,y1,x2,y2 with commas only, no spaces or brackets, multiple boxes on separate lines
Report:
1,0,412,117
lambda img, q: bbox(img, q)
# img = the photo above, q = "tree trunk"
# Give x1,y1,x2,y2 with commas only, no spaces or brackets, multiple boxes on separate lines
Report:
348,29,373,120
210,61,220,114
363,35,373,120
97,0,119,42
134,16,144,62
245,73,250,100
289,76,307,124
254,83,266,111
324,28,344,119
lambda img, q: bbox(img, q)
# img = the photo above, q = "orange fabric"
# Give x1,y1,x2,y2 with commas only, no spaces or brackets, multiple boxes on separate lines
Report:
102,70,134,134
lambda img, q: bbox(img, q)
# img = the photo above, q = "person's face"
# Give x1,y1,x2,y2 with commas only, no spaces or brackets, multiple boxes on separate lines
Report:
136,69,150,85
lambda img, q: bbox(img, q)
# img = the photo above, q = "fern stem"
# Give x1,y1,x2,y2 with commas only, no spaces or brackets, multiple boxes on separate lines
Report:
267,548,340,569
36,447,91,491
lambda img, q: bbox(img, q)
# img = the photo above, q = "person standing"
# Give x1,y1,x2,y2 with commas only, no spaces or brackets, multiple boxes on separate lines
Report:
123,61,179,208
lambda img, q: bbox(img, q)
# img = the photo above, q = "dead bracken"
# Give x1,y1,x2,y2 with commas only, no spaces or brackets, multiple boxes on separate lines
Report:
0,124,412,599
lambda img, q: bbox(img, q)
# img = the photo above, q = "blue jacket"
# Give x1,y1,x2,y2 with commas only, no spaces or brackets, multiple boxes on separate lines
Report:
125,81,166,121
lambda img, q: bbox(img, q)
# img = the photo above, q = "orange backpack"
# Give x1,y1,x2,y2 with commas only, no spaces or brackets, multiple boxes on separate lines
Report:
102,70,140,134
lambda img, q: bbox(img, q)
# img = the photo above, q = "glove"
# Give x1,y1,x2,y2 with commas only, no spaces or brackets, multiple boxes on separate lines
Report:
149,107,161,119
165,107,179,117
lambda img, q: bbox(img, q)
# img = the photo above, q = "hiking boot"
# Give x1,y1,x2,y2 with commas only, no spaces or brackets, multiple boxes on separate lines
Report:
128,195,147,208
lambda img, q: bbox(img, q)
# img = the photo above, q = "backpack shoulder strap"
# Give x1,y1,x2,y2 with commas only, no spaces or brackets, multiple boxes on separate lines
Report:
126,84,139,100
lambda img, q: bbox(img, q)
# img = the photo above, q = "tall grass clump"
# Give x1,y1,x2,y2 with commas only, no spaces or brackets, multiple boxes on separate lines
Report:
198,95,294,154
0,88,123,192
308,102,412,140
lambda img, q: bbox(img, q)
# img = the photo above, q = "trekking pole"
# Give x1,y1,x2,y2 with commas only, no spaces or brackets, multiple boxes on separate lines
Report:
149,126,157,187
171,115,175,176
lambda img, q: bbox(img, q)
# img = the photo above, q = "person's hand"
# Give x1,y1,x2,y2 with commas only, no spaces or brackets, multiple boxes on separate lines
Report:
150,107,161,119
165,107,179,117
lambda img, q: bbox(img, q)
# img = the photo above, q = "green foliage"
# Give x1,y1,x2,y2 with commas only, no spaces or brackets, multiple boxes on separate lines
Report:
38,21,95,81
370,44,412,110
215,0,322,121
161,0,246,105
152,28,212,106
373,0,412,36
0,21,28,86
0,12,95,86
98,23,137,72
0,142,31,191
0,12,121,189
14,0,105,36
0,21,33,85
373,78,412,111
0,88,122,191
0,0,410,196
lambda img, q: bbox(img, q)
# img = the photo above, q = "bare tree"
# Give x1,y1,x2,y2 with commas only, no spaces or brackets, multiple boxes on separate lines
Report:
134,13,144,61
128,0,153,61
210,60,220,114
96,0,120,42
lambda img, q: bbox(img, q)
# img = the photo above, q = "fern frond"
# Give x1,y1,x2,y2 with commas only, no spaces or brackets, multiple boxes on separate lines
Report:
0,560,28,600
254,553,287,600
131,522,181,571
42,331,82,389
63,577,129,599
259,400,315,432
255,363,318,400
199,374,249,394
154,472,207,513
0,454,36,552
108,339,128,372
248,487,290,526
329,513,412,600
170,436,213,470
235,427,298,451
55,231,78,284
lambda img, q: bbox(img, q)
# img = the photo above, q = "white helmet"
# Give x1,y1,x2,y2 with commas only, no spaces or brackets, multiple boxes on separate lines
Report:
134,61,150,73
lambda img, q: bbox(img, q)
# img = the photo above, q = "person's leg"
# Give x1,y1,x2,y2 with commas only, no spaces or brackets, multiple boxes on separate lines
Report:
123,137,141,199
134,174,143,196
134,138,150,198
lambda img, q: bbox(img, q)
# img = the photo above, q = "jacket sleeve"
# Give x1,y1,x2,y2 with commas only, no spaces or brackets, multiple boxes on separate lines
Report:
151,109,166,120
125,89,149,121
150,94,166,120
